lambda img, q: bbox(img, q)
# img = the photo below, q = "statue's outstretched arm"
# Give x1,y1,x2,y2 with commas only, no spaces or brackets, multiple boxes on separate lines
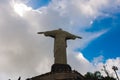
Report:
66,32,82,40
37,31,55,37
75,36,82,39
37,32,45,34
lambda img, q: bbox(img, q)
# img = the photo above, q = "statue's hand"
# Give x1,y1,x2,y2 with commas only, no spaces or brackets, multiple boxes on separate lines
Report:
37,32,44,34
76,36,82,39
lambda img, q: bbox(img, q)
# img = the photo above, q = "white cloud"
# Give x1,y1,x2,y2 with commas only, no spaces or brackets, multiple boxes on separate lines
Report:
72,54,120,78
92,55,104,66
13,3,32,16
68,53,120,79
104,58,120,78
68,52,92,74
0,0,120,80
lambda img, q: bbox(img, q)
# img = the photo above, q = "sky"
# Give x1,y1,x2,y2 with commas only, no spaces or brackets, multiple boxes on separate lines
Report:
0,0,120,80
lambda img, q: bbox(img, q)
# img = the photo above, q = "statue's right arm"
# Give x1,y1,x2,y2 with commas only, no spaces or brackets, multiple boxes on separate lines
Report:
38,30,55,37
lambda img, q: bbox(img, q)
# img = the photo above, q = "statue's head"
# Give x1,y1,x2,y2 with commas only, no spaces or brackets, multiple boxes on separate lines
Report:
58,28,62,30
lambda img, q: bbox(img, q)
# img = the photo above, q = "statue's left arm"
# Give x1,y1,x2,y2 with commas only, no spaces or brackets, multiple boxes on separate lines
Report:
66,32,82,40
75,35,82,39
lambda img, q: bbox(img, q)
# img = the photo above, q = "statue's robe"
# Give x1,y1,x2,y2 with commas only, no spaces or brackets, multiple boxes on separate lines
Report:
44,29,77,64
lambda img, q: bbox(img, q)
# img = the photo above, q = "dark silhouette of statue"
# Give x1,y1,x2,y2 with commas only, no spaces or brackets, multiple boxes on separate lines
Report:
38,28,82,64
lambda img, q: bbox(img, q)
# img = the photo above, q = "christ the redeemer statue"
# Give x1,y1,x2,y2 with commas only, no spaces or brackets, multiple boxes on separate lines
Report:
38,29,82,64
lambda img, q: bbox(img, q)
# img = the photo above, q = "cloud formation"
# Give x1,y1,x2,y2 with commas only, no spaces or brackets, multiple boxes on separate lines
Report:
0,0,120,80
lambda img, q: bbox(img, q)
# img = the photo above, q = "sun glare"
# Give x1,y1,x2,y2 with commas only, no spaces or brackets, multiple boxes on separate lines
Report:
13,3,31,16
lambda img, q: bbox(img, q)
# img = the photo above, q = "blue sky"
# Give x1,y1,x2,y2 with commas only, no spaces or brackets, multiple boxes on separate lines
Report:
26,0,120,62
27,0,51,9
82,13,120,61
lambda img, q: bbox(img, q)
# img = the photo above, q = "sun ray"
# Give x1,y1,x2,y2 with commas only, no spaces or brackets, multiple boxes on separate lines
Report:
12,0,32,16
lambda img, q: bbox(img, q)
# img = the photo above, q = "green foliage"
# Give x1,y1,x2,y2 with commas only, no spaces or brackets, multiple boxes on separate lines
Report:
103,76,116,80
84,71,116,80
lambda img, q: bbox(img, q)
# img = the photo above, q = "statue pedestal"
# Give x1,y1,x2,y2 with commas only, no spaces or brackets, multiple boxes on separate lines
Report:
26,64,85,80
51,64,72,73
